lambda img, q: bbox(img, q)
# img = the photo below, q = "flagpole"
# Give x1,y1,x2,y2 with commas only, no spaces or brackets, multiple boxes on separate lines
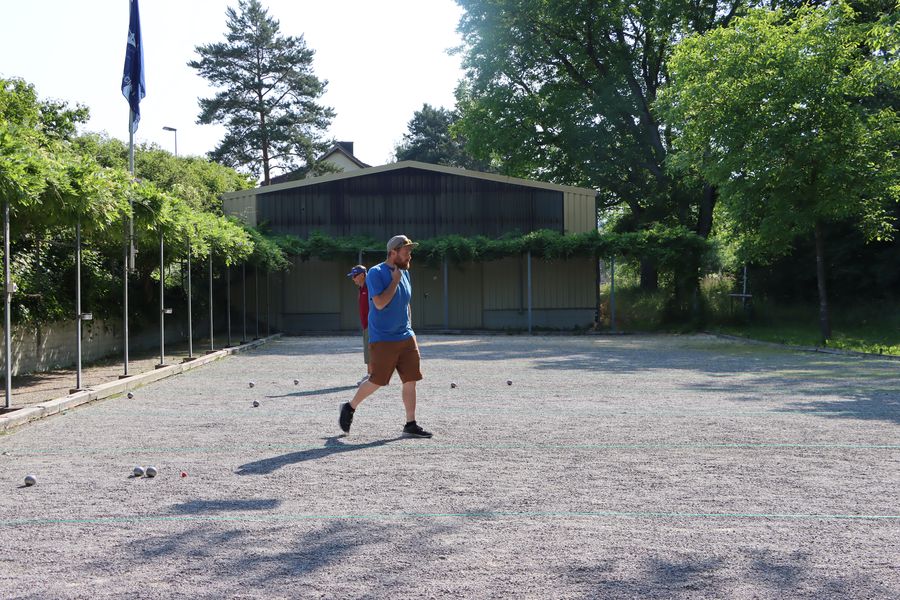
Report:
123,110,134,378
122,0,143,378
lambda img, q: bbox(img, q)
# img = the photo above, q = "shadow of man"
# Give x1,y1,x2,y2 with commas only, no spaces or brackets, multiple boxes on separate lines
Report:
235,435,404,475
266,385,359,399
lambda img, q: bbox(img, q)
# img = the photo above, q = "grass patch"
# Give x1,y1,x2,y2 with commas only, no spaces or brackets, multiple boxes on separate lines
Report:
706,291,900,356
713,321,900,356
598,275,900,356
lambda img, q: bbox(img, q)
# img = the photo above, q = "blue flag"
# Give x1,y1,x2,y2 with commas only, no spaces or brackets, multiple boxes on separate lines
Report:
121,0,145,134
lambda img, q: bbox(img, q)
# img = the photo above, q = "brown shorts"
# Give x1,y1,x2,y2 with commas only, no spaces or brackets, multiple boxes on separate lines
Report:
368,336,423,386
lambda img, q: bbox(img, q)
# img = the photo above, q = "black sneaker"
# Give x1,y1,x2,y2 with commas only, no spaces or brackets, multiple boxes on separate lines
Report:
402,421,432,438
339,402,355,433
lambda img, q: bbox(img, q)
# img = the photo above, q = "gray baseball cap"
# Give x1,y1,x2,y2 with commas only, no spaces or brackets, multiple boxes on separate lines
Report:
386,235,418,253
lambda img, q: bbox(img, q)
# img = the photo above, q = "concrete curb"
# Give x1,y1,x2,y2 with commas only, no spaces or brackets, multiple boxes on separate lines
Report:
705,331,900,361
0,334,282,433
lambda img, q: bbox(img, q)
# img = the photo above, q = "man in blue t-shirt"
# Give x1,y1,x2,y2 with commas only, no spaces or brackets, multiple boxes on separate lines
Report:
339,235,432,438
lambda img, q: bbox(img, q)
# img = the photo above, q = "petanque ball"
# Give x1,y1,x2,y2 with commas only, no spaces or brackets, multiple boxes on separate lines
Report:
133,466,145,478
252,400,260,407
145,466,158,478
24,474,37,487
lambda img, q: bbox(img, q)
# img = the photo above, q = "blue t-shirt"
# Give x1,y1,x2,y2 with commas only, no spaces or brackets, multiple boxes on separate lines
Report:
366,263,414,342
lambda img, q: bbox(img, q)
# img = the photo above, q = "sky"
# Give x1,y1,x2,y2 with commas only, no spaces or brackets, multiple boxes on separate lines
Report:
0,0,467,167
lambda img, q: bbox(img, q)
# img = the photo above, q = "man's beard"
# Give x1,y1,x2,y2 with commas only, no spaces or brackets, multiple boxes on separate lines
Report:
395,258,411,270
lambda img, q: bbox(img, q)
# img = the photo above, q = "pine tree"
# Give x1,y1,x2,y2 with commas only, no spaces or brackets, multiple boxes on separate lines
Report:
189,0,335,184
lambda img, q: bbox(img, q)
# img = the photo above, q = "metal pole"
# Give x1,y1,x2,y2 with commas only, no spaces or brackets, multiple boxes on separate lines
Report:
742,264,749,310
209,253,214,352
226,265,232,347
255,266,260,339
122,216,130,378
443,257,449,330
610,256,617,333
4,200,11,408
357,249,362,265
266,269,270,337
123,110,135,378
186,238,193,359
242,262,247,343
159,230,165,366
526,251,533,334
128,110,134,175
75,220,83,391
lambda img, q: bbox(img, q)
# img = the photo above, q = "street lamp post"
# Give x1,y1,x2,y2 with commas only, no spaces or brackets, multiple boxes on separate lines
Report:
162,126,177,157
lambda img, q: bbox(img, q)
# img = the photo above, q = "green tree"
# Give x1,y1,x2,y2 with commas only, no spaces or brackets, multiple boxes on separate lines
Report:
657,2,899,341
1,77,268,325
189,0,335,185
394,103,490,170
74,134,254,214
452,0,749,290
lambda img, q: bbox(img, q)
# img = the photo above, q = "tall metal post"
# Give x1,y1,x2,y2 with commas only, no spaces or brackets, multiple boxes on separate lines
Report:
208,253,214,352
123,110,135,378
610,256,617,333
527,251,533,334
122,216,130,378
742,264,749,310
242,262,247,343
226,265,232,347
158,230,166,366
254,266,260,339
186,238,193,359
266,269,270,337
3,201,10,408
74,220,83,391
442,257,449,330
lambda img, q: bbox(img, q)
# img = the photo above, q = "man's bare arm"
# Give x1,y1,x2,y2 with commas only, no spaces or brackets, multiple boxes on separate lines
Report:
372,269,402,309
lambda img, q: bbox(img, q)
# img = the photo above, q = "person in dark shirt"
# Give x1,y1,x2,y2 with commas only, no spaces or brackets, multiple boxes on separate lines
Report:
347,265,372,386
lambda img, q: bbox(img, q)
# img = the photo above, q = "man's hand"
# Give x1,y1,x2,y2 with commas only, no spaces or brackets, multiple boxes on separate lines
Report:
372,266,402,310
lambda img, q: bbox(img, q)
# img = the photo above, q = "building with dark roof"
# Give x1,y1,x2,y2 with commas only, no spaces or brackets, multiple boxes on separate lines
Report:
223,160,598,332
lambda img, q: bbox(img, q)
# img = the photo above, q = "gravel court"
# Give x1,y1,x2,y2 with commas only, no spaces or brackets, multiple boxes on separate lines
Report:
0,334,898,599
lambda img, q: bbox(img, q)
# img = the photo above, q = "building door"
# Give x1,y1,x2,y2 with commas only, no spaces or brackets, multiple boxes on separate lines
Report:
410,266,443,330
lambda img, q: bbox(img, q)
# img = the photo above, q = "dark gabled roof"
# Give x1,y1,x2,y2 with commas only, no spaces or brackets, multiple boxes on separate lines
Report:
224,160,596,202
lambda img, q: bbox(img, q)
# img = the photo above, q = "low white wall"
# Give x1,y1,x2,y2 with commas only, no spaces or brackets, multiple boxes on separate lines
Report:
3,317,204,376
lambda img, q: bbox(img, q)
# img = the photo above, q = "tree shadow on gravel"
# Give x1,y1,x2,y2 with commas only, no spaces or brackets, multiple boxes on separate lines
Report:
235,435,404,475
265,385,358,399
566,547,894,598
690,374,900,425
170,499,281,514
778,394,900,425
243,336,900,425
565,554,728,597
120,525,247,561
98,511,462,589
